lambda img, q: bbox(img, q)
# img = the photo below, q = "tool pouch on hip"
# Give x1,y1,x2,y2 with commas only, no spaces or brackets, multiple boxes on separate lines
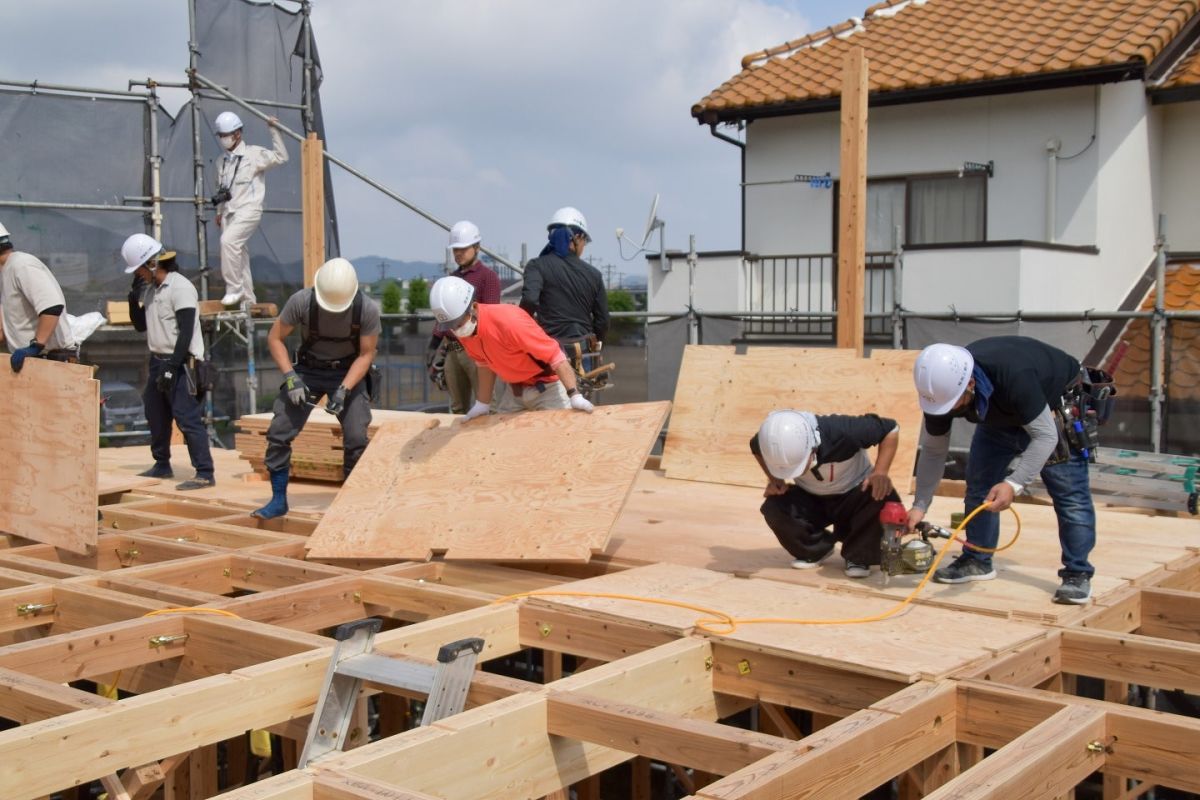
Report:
1080,366,1117,425
193,358,216,397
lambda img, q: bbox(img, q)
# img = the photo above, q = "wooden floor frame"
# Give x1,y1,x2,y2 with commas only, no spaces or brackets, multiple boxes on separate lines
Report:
1,497,1199,799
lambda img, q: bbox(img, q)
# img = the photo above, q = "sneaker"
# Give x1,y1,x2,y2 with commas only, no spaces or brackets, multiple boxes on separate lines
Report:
933,554,997,584
1053,574,1092,605
137,464,174,479
844,562,871,579
220,292,242,306
790,550,832,570
176,477,215,491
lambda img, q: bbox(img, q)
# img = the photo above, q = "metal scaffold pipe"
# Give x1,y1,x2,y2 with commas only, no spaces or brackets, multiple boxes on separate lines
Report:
189,70,523,276
0,199,148,213
1150,214,1168,454
0,78,147,99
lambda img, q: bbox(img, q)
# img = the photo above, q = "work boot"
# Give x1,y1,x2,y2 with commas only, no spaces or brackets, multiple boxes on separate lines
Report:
1053,573,1092,605
932,553,997,584
843,561,871,579
176,475,216,491
138,463,174,479
251,468,289,519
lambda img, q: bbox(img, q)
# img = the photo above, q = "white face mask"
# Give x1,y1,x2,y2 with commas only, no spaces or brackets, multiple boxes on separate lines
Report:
452,317,477,338
219,134,237,151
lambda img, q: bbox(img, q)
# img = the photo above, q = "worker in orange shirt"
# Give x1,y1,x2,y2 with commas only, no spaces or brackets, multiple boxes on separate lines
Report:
429,275,593,419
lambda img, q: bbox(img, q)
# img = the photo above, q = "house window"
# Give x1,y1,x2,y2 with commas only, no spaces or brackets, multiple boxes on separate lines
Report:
845,173,987,251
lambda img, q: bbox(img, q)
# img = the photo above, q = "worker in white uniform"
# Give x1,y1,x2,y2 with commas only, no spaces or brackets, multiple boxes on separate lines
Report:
0,221,78,371
212,111,288,306
122,233,214,490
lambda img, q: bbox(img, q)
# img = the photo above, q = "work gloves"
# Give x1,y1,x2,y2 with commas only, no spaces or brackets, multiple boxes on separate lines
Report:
9,341,44,373
283,371,309,407
325,385,347,416
130,273,147,297
569,392,594,413
463,400,491,422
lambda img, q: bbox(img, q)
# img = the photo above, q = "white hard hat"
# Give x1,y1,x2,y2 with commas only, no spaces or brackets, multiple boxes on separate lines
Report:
121,233,164,273
913,343,975,415
758,410,819,481
448,220,481,250
313,257,359,313
214,111,244,135
548,206,590,241
0,222,9,239
430,275,476,332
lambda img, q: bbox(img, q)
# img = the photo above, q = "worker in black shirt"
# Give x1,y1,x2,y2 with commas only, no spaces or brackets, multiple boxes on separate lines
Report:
520,206,610,350
909,336,1096,604
751,410,902,577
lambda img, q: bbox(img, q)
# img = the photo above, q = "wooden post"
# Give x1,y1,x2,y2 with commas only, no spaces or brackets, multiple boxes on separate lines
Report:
837,46,868,356
301,132,326,288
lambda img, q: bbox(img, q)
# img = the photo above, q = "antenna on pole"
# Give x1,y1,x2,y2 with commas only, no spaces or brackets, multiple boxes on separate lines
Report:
616,193,668,270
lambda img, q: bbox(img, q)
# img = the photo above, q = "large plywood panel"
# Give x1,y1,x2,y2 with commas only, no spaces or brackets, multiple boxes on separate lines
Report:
306,402,670,561
528,563,1044,682
0,357,98,554
660,345,922,491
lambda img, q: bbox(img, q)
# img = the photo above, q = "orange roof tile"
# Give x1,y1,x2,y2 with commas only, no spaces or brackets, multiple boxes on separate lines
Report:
694,0,1200,121
1159,37,1200,86
1109,264,1200,400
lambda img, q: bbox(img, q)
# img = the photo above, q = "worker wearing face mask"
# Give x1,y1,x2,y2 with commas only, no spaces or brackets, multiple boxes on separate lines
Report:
211,111,288,306
429,275,593,418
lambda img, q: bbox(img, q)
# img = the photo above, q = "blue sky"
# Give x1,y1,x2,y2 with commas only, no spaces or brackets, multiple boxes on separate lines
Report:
1,0,866,274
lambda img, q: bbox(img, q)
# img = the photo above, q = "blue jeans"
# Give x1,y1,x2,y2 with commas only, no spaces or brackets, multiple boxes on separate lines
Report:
963,424,1095,577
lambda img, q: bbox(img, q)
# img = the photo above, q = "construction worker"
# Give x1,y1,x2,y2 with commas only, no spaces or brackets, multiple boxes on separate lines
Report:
520,207,610,353
426,220,501,413
909,336,1096,604
252,258,379,519
212,111,288,306
122,233,214,490
0,222,78,370
752,410,902,577
429,275,593,417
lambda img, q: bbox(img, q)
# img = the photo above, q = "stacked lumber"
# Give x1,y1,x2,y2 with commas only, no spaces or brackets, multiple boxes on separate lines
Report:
235,409,457,481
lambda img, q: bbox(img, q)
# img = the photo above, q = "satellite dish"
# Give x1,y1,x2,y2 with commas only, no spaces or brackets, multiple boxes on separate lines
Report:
640,193,661,247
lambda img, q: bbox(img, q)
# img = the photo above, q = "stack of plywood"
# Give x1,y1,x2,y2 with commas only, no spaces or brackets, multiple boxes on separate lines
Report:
235,409,457,481
660,346,923,491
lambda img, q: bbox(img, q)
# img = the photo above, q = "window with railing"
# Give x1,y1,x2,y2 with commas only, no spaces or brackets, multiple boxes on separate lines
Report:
839,173,987,249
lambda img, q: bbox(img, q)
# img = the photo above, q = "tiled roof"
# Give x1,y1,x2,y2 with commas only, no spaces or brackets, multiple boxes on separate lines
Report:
693,0,1200,121
1108,264,1200,399
1158,37,1200,86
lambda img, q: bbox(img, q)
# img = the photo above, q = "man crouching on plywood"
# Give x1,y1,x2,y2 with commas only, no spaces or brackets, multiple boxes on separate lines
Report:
751,410,902,578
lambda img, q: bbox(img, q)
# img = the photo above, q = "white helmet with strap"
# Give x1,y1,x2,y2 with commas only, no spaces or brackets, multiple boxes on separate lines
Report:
430,276,476,332
313,258,360,313
448,220,482,250
757,410,819,480
913,343,974,415
120,233,164,274
214,111,244,135
548,206,590,242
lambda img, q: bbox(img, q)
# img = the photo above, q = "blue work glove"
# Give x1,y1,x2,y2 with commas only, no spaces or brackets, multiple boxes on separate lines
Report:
155,363,180,393
283,371,309,406
324,385,348,416
10,341,45,373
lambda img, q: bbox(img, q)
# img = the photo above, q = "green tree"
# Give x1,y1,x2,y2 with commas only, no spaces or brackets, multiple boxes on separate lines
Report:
407,276,430,310
381,280,402,314
607,288,636,312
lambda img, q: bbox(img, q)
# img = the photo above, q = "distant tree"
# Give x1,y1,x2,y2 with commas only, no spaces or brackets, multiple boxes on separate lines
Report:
381,280,402,314
607,288,636,312
408,276,430,310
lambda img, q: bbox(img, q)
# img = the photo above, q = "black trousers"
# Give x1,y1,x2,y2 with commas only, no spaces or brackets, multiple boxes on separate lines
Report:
760,484,901,565
263,366,372,479
143,356,214,478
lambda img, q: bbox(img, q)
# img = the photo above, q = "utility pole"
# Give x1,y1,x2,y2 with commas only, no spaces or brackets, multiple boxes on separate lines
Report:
378,261,386,284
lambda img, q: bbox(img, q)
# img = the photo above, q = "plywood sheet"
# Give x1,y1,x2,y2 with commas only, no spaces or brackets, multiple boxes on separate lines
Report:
0,357,99,553
306,402,670,562
608,471,1198,623
659,345,922,491
529,563,1045,681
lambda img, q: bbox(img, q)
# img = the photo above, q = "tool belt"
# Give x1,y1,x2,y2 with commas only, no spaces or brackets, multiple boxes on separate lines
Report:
1047,366,1116,466
296,351,354,372
510,379,551,394
446,339,465,353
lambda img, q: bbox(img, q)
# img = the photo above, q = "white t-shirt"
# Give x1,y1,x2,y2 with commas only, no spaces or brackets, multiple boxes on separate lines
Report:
141,271,205,359
0,251,76,351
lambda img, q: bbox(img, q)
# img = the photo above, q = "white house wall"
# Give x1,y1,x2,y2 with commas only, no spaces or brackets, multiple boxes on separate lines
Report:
1160,101,1200,253
647,253,745,314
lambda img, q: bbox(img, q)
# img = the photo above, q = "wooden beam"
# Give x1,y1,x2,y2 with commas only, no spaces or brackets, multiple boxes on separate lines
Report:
922,706,1107,800
518,602,678,662
836,46,868,356
0,666,110,723
1138,587,1200,643
546,691,790,775
302,132,326,287
1060,628,1200,693
314,772,442,799
955,681,1066,749
954,632,1061,687
694,682,955,799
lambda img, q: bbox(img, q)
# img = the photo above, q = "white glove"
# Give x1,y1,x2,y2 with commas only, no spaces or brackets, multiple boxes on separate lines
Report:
569,392,594,413
463,400,491,421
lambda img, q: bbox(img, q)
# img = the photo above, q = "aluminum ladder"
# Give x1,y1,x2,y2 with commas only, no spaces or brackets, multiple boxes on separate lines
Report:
298,618,484,768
